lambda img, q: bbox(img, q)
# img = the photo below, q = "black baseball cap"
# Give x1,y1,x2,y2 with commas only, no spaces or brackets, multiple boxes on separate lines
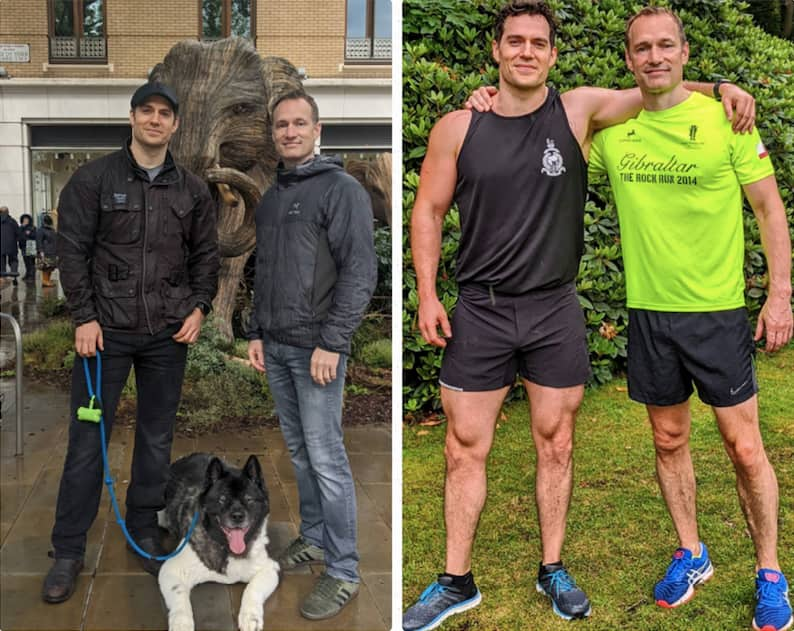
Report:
130,82,179,114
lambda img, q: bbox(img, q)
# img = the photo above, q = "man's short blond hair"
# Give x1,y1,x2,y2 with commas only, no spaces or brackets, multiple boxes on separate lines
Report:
625,6,687,48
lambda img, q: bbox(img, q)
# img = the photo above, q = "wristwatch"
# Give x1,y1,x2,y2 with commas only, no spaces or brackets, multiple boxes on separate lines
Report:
713,78,731,101
196,301,211,316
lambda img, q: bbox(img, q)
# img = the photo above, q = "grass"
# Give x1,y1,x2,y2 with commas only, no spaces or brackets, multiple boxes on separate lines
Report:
403,344,794,630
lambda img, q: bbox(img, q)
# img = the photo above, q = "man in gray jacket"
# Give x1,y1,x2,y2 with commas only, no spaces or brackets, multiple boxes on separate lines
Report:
247,90,376,620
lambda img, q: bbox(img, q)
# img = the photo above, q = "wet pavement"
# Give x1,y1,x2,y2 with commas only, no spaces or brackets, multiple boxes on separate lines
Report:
0,277,392,631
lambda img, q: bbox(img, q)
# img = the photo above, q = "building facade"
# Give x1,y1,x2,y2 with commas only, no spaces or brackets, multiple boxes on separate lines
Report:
0,0,392,220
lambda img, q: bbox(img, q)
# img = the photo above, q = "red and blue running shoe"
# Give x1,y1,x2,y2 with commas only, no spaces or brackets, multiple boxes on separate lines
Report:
753,569,792,631
654,543,714,608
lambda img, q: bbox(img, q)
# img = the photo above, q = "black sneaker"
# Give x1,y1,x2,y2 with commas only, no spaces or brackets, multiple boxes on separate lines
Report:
536,562,592,620
403,574,482,631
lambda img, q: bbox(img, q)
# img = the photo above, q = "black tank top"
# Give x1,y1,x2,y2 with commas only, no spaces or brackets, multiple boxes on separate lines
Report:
454,87,587,294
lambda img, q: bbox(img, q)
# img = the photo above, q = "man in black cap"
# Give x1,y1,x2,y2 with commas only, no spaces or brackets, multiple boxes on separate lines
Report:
42,81,219,603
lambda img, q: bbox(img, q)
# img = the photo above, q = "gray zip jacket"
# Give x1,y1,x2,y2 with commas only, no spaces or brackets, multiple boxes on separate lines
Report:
247,155,377,354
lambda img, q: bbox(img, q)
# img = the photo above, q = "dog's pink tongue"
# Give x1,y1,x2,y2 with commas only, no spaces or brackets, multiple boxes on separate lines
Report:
225,528,247,554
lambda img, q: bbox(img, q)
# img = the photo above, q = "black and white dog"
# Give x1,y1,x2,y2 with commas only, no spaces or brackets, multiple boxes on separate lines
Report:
157,453,279,631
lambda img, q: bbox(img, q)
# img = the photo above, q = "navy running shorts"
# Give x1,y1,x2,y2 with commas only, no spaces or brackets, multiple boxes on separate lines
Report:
439,282,591,392
627,307,758,407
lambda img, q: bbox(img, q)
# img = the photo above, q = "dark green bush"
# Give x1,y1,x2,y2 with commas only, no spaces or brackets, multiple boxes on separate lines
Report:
179,316,272,431
358,338,392,369
22,319,74,371
39,295,67,319
403,0,794,412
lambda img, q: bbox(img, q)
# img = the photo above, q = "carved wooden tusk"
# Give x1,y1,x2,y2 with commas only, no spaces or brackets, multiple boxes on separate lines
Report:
214,164,238,206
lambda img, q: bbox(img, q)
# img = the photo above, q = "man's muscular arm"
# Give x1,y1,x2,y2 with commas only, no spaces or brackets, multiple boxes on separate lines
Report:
743,175,793,352
469,82,755,141
411,110,470,348
564,82,754,141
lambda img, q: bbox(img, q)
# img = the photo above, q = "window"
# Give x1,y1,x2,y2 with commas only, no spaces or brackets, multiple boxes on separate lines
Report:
48,0,106,63
201,0,254,40
346,0,391,62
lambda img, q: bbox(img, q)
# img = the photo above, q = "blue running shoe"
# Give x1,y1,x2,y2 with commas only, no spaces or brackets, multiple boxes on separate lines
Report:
403,575,481,631
536,563,592,620
654,543,714,608
753,569,792,631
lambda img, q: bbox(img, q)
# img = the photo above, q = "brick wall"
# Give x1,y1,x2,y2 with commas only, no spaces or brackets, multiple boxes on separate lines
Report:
0,0,390,79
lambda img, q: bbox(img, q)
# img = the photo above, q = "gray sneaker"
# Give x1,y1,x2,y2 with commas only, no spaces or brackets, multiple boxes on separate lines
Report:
278,536,325,570
300,573,359,620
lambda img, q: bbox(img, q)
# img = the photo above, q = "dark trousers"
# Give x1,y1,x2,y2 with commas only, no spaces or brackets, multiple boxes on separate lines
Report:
0,253,18,276
22,255,36,279
51,324,187,559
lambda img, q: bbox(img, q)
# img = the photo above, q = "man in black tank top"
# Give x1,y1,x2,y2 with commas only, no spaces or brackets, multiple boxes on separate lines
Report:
403,2,756,629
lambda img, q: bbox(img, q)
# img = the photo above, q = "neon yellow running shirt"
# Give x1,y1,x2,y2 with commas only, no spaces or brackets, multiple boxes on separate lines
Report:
589,92,774,312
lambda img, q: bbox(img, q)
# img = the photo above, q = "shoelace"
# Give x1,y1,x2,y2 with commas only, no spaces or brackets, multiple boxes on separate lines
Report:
546,569,577,596
419,582,449,602
757,580,789,607
663,555,689,582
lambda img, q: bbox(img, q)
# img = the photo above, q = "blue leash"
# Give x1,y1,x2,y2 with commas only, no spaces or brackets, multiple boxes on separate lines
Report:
80,352,199,561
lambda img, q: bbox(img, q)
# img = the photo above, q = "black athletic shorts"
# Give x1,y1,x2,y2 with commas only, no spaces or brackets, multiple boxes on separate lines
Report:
439,282,591,391
627,307,758,407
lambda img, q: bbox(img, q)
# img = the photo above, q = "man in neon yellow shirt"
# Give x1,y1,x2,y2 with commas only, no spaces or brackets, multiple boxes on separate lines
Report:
588,7,792,631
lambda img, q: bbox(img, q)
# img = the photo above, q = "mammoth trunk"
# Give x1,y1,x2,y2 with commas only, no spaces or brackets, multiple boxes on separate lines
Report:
148,38,304,342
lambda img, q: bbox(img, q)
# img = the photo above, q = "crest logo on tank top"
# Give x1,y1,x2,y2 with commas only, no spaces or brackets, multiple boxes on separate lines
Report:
540,138,566,177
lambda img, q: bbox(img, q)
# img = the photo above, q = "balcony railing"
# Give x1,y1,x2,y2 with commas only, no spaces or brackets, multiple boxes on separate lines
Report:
49,36,107,62
345,37,391,61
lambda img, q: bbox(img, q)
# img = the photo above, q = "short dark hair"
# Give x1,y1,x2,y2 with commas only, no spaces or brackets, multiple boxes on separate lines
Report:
271,90,320,124
625,6,687,49
494,1,558,48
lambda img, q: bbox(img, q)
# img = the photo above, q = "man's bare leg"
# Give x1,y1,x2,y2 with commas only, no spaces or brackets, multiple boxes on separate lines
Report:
648,401,700,553
713,395,780,572
441,385,510,575
524,381,584,564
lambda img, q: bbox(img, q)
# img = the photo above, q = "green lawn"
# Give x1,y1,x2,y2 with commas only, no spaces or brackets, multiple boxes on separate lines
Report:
403,344,794,630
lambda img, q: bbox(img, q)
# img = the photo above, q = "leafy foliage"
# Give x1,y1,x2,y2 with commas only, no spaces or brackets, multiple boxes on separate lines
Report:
372,225,393,315
403,0,794,412
178,316,272,431
22,319,74,371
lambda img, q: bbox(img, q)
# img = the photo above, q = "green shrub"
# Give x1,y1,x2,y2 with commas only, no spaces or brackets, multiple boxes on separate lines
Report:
358,338,391,369
403,0,794,412
22,319,74,371
351,313,391,361
178,359,271,433
372,225,393,316
174,317,272,432
39,295,67,318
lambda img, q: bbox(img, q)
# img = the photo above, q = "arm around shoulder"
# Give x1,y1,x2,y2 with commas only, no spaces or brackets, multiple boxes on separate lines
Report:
562,86,643,138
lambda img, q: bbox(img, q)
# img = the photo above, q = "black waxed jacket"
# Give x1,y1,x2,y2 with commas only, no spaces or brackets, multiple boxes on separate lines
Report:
57,141,219,333
247,155,377,354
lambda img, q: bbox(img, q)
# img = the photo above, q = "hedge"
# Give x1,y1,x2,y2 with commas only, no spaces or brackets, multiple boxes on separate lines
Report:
403,0,794,413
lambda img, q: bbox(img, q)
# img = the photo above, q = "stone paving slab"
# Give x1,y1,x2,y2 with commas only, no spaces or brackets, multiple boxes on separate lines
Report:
0,374,392,630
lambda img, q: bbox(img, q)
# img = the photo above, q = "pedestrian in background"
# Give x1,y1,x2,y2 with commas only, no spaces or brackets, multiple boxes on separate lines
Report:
18,213,37,282
36,214,58,288
0,206,20,286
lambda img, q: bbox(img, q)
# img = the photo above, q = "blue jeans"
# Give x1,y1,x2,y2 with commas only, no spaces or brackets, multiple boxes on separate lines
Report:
52,324,187,559
264,341,359,583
